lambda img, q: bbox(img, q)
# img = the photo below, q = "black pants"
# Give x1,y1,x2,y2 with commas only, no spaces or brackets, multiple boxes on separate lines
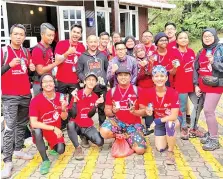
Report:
144,115,154,129
32,128,65,161
67,121,104,148
57,81,80,128
94,86,107,126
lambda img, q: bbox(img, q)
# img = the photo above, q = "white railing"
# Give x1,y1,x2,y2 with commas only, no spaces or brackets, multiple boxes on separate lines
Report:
1,37,38,47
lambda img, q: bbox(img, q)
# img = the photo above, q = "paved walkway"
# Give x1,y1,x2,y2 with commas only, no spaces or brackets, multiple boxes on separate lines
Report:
1,98,223,179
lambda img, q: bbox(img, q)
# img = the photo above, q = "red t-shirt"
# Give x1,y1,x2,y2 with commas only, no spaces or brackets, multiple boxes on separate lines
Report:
151,50,171,71
170,47,195,93
69,89,98,127
1,46,31,95
112,46,116,57
145,44,157,57
139,87,180,119
55,40,85,83
167,40,177,51
197,49,223,94
32,43,54,67
98,48,110,60
29,92,64,149
106,85,141,124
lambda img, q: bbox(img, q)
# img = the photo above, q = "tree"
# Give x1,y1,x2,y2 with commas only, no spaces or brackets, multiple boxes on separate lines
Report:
149,0,223,41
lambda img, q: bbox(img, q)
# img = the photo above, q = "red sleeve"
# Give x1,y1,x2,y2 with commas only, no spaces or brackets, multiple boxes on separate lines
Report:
55,41,64,55
170,89,180,108
29,98,39,117
105,90,112,106
32,47,45,65
76,43,86,57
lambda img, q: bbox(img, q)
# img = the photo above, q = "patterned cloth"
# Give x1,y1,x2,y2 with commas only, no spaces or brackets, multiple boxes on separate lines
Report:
101,117,147,149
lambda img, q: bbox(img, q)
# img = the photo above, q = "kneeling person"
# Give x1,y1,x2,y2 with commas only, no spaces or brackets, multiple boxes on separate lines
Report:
139,65,181,165
29,74,68,175
68,72,104,160
100,67,147,155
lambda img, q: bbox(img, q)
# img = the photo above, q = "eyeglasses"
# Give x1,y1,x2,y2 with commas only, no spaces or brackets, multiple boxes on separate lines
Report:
42,80,54,84
203,35,214,39
166,28,175,31
158,39,168,43
116,48,126,51
143,35,153,38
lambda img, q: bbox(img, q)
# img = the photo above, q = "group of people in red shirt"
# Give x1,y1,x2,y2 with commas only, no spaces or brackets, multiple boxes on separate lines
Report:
1,21,222,178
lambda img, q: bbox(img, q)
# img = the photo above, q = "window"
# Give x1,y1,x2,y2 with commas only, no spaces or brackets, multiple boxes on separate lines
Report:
1,1,9,46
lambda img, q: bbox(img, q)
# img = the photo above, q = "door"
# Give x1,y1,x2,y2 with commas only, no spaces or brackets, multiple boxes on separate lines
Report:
96,10,110,36
1,1,9,46
57,6,86,44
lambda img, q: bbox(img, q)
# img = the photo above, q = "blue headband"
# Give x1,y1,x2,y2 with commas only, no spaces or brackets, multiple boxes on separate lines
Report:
152,65,167,76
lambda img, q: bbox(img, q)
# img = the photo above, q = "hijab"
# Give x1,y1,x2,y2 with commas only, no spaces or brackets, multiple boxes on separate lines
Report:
202,28,219,50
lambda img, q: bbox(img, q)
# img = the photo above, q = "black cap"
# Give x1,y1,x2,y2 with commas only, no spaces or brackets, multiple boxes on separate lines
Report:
85,72,98,81
116,66,131,75
154,32,168,46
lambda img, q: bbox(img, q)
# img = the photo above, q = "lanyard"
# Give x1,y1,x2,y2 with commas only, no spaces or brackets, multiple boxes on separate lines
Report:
158,54,165,64
43,93,59,110
9,45,22,58
118,85,131,101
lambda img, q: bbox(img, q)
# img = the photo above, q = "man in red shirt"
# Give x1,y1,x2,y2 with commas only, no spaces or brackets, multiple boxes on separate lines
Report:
100,66,146,155
54,24,85,129
29,73,68,175
32,23,62,96
68,72,104,160
141,30,156,57
98,31,111,60
164,22,177,51
1,24,35,178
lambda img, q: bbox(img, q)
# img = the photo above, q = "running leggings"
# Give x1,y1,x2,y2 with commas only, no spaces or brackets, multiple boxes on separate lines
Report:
32,128,65,161
67,121,104,148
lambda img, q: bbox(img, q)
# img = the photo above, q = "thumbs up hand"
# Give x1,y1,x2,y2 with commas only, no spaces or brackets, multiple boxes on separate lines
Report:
95,94,104,107
29,59,35,71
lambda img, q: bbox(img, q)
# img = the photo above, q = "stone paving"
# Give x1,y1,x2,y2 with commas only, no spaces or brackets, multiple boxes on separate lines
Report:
1,99,223,179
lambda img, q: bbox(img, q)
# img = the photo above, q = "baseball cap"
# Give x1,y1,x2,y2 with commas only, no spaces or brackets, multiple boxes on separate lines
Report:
116,66,131,75
85,72,98,81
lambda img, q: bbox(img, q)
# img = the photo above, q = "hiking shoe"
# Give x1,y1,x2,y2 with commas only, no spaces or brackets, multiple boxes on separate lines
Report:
13,150,33,160
40,160,51,175
166,151,175,165
180,127,189,140
49,150,59,156
202,138,220,151
143,128,154,136
74,146,84,160
80,136,90,148
200,132,210,144
1,162,13,179
189,128,204,138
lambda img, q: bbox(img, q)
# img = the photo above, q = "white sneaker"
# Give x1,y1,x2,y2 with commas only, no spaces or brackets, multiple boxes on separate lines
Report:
1,162,13,179
13,150,33,160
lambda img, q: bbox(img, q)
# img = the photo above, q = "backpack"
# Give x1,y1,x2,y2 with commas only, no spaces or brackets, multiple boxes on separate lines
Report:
2,45,28,65
30,43,53,82
111,85,138,98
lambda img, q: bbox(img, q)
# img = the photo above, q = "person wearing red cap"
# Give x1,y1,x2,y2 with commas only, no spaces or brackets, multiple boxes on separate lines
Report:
100,66,146,155
67,72,104,160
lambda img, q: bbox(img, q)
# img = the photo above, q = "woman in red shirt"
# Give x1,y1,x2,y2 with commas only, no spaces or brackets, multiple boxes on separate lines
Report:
193,28,223,151
169,31,204,140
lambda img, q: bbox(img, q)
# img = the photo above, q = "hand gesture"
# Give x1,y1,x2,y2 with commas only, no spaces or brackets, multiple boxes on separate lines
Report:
139,60,148,67
61,100,68,112
67,45,76,55
29,59,35,71
207,54,214,64
112,100,120,114
71,88,79,102
53,127,63,138
9,58,20,67
195,86,202,97
145,103,153,116
111,64,119,74
95,94,104,106
129,100,137,113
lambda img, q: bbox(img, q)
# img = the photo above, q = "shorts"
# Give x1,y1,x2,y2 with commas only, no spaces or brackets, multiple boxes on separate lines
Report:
154,117,181,137
101,117,146,149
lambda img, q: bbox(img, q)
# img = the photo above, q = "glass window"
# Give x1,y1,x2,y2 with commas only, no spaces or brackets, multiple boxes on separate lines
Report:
1,5,3,16
132,14,136,37
129,6,135,10
65,32,69,39
120,12,130,37
109,12,112,35
1,18,4,29
1,31,4,37
108,1,112,8
76,10,81,19
96,1,104,7
97,11,106,36
76,20,82,25
119,5,127,9
63,10,68,19
64,21,69,30
70,10,75,19
70,21,76,27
